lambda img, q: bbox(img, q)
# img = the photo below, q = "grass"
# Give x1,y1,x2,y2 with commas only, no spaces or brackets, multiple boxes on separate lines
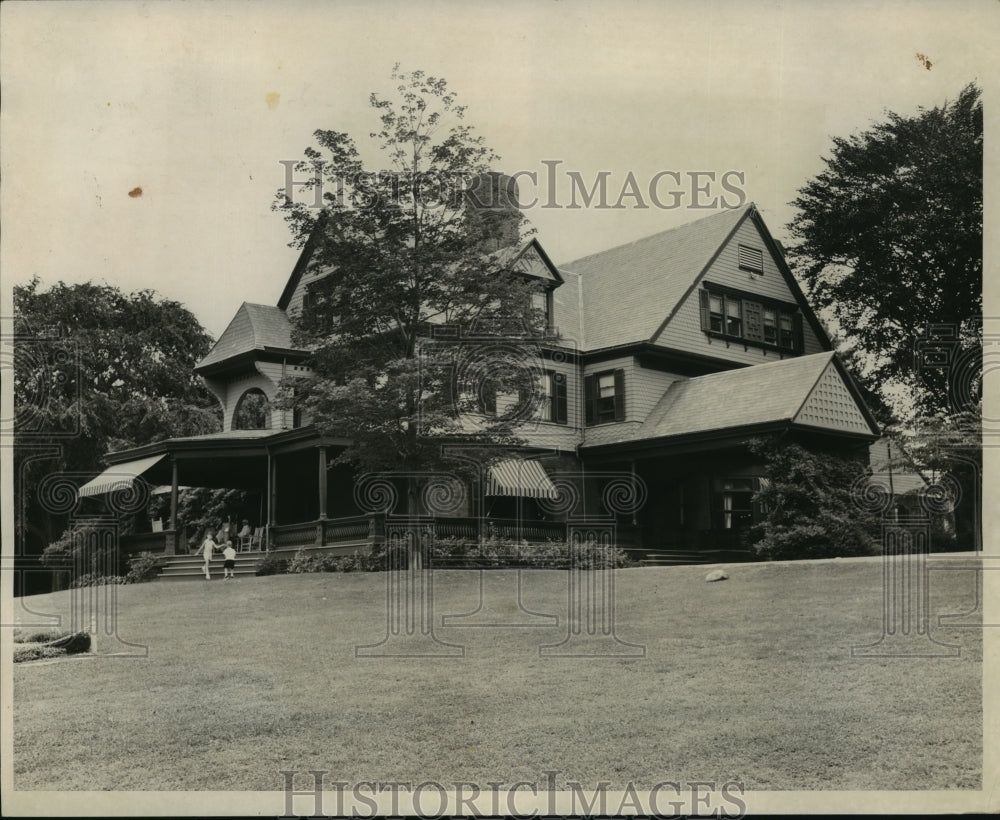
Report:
11,556,982,791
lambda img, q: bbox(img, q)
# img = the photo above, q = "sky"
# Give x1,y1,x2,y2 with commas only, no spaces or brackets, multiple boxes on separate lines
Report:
1,0,997,339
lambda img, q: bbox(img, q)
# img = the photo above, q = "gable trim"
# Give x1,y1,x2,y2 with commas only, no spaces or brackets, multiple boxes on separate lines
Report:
790,355,880,437
829,355,882,435
506,238,564,286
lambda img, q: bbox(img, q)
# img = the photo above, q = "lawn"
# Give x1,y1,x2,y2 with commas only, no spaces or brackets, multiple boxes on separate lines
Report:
11,556,982,792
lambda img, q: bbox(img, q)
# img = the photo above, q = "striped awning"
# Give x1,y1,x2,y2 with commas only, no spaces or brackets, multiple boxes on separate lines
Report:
77,454,167,498
150,484,192,496
486,459,558,499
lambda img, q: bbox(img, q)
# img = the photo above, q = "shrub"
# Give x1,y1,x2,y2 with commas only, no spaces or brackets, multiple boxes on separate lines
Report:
255,537,635,575
748,436,880,560
124,551,161,584
14,645,67,663
255,551,289,576
70,573,125,588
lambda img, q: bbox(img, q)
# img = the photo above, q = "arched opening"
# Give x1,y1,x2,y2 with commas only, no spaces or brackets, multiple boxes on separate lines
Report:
233,388,271,430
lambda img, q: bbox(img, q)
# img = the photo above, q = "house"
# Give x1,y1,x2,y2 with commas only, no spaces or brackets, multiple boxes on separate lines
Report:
78,202,880,559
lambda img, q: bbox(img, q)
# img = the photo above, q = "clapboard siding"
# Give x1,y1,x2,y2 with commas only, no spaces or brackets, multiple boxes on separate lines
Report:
653,219,825,364
521,355,583,450
578,356,681,446
631,365,683,421
285,264,332,319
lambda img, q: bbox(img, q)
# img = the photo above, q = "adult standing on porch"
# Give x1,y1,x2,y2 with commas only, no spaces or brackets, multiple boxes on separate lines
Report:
200,532,218,580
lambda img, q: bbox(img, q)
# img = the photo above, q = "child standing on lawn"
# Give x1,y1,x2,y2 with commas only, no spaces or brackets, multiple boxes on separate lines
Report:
200,532,218,580
222,541,237,580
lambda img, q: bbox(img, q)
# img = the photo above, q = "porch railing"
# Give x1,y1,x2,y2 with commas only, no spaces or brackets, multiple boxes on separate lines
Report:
118,529,184,556
269,515,643,549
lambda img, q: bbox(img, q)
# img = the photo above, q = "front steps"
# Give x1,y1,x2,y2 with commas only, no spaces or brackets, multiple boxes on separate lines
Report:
155,551,267,581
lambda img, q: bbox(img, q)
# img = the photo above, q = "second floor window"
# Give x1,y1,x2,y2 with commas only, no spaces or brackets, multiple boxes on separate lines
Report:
700,288,803,353
584,368,625,425
545,371,568,424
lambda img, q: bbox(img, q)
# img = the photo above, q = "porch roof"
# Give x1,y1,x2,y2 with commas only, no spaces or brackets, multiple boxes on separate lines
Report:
585,351,878,456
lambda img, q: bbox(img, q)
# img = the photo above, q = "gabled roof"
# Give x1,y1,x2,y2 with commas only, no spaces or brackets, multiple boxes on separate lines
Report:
493,238,564,284
195,303,302,372
559,206,750,351
635,351,879,442
557,203,833,354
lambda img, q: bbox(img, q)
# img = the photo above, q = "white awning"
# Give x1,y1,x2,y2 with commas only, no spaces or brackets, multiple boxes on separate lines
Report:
77,454,167,498
486,459,558,499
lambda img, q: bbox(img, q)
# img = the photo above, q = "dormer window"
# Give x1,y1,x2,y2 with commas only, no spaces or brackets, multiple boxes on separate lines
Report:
738,244,764,276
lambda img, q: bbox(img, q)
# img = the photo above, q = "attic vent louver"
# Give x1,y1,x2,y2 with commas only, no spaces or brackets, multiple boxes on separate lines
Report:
738,244,764,275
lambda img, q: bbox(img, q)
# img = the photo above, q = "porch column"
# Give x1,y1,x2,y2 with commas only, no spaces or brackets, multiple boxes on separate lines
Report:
267,449,277,549
167,458,179,555
317,446,328,519
169,458,179,529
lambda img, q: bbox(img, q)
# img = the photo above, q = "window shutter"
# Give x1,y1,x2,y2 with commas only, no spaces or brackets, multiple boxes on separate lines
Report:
792,313,804,353
584,374,596,425
613,369,625,421
699,289,710,331
553,372,568,424
743,301,763,342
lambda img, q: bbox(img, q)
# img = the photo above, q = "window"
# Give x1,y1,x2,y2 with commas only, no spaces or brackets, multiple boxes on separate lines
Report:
546,371,568,424
584,369,625,425
303,285,332,333
725,298,742,336
779,315,795,350
531,289,553,332
762,308,777,345
714,478,755,530
700,287,803,353
709,294,724,333
738,244,764,275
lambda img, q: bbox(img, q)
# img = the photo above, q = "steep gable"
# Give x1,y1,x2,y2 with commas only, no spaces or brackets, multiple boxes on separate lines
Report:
559,206,749,351
794,358,878,435
651,207,831,364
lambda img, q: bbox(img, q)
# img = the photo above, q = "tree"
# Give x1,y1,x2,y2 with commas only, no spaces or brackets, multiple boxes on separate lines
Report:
786,83,982,419
274,67,550,509
748,437,880,560
13,279,222,588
